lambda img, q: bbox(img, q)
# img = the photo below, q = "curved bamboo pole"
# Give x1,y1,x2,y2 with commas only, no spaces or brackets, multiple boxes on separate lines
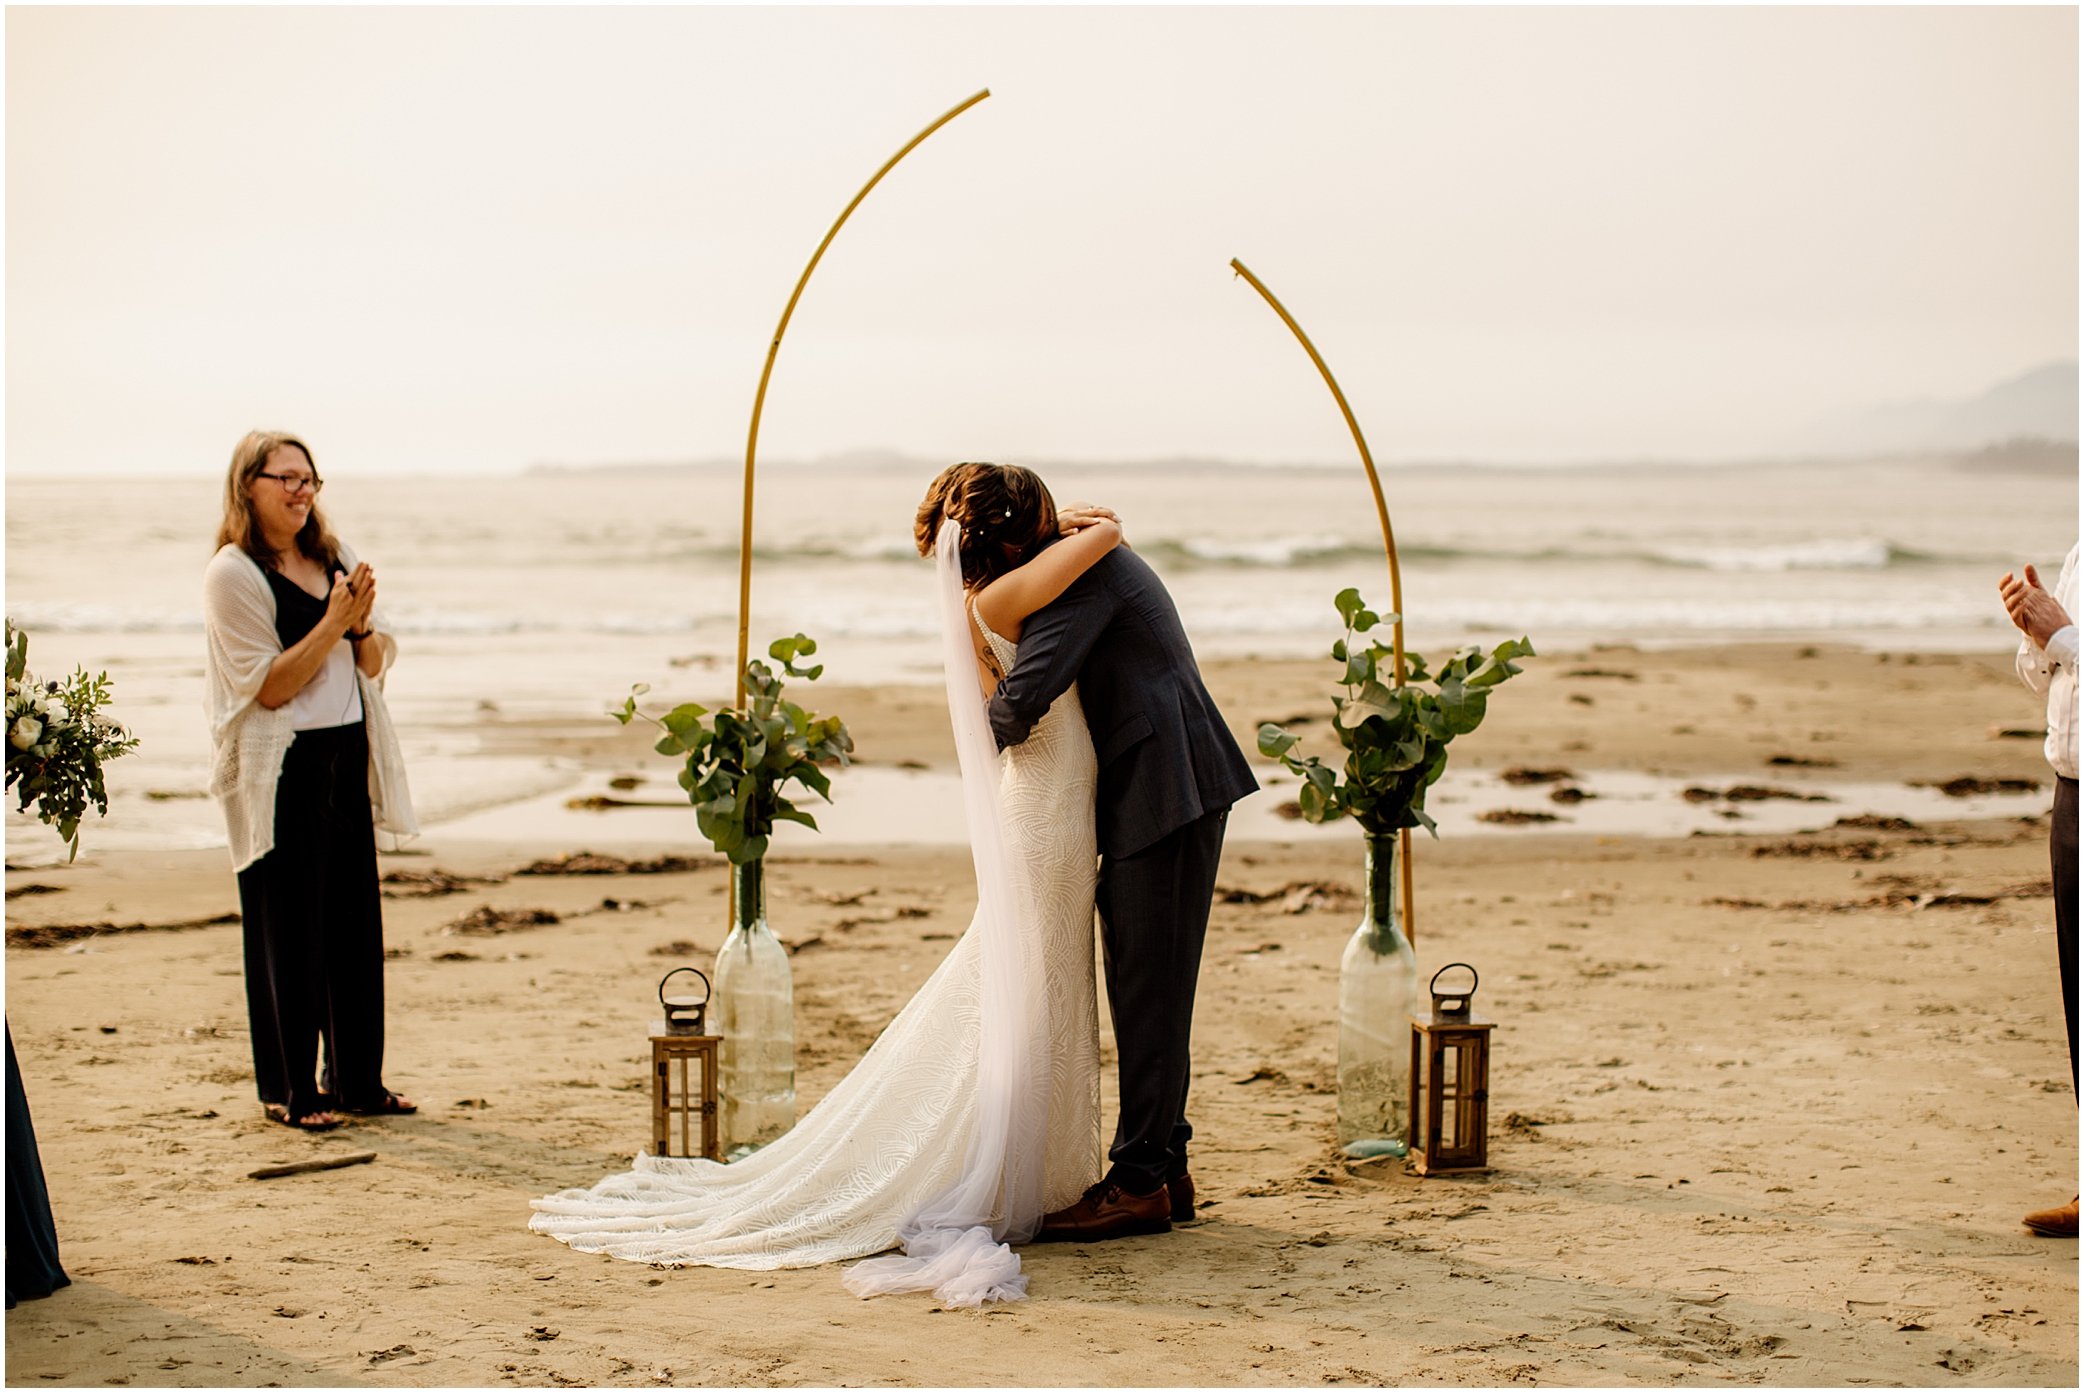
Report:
734,88,991,708
1228,258,1416,946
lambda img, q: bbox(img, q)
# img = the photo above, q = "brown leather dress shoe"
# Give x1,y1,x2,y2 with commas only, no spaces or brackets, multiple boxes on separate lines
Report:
2023,1196,2078,1237
1032,1179,1172,1243
1169,1171,1196,1222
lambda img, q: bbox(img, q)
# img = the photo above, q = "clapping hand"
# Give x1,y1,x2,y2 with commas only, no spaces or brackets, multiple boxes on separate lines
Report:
342,562,377,637
1999,563,2071,647
324,569,362,635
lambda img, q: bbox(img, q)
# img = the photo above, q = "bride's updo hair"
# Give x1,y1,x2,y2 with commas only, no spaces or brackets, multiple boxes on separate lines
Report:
914,462,1058,590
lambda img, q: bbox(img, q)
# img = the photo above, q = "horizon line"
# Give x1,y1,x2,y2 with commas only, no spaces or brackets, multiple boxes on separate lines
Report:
5,437,2076,482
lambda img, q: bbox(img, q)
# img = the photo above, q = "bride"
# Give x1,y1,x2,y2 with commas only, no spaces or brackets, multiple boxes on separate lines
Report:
530,463,1121,1305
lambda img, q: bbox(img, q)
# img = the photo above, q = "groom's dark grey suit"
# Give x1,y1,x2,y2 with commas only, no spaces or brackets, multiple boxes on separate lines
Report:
989,542,1258,1194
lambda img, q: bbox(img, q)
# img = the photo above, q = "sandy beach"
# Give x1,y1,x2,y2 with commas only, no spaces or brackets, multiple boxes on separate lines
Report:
7,1,2078,1383
5,643,2077,1386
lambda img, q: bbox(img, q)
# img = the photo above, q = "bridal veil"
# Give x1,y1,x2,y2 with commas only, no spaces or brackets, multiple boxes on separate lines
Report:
840,517,1055,1304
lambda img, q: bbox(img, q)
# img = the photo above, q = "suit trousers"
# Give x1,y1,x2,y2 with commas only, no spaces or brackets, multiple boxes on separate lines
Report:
2054,776,2077,1097
236,722,389,1119
1095,805,1229,1194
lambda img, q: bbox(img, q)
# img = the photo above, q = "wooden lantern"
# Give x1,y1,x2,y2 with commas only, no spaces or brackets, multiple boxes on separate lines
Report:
1408,962,1495,1176
651,1033,722,1161
651,968,720,1160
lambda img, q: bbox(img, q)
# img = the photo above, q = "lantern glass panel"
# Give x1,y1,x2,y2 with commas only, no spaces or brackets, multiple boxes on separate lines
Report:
1440,1048,1461,1147
1442,1032,1488,1164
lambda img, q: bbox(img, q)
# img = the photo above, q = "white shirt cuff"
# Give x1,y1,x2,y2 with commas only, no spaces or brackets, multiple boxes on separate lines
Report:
2047,624,2079,672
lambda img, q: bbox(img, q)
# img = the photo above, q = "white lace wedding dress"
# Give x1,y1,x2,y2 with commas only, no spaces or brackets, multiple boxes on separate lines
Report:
529,520,1100,1304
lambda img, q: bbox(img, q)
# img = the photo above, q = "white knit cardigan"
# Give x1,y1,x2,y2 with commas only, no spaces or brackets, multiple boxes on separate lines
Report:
201,541,417,872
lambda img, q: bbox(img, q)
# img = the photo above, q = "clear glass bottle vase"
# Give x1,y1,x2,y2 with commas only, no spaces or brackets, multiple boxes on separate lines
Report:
1337,831,1420,1156
713,857,796,1159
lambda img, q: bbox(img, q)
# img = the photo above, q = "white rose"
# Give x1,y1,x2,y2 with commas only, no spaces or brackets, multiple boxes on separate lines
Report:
45,700,68,727
10,715,41,750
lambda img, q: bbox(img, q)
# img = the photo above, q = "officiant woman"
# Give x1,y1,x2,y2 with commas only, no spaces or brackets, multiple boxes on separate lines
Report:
201,430,418,1131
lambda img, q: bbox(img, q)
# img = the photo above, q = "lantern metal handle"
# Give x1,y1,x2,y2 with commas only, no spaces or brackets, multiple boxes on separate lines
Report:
658,967,712,1010
1429,962,1478,1020
1430,962,1478,997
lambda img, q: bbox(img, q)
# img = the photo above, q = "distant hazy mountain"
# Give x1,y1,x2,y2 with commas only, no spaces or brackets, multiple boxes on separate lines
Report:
1806,360,2079,455
529,365,2080,474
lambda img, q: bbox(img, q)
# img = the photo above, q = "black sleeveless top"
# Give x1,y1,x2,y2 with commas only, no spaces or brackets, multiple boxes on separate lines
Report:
264,561,346,649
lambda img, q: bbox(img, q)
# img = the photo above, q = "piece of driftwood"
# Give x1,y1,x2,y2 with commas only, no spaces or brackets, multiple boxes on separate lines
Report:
248,1152,376,1180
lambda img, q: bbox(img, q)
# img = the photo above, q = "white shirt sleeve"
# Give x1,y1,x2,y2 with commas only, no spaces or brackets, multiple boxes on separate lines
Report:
2014,544,2079,694
2046,623,2079,674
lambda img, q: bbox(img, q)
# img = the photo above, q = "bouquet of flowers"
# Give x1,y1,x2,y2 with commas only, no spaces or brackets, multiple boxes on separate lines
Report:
5,622,139,861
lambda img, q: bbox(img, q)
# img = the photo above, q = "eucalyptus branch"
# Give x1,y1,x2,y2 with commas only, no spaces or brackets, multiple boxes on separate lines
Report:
614,634,852,866
1258,590,1533,838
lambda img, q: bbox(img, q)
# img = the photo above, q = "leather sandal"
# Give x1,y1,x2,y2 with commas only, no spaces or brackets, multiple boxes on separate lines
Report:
339,1091,417,1116
264,1103,342,1132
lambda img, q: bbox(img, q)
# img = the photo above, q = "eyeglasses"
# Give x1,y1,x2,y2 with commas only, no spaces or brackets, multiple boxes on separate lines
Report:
255,472,323,496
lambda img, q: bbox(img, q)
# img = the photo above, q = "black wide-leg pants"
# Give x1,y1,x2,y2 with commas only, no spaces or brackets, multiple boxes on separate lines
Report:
2054,776,2077,1097
5,1023,68,1307
236,722,388,1119
1095,806,1230,1194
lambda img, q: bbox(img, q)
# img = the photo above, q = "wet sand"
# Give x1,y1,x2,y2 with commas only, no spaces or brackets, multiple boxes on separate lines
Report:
4,643,2076,1386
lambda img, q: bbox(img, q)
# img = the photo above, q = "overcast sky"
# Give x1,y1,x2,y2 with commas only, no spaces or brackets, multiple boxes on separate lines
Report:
6,4,2077,475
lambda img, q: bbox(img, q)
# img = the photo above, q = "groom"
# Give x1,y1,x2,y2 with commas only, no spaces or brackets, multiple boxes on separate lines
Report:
989,500,1259,1242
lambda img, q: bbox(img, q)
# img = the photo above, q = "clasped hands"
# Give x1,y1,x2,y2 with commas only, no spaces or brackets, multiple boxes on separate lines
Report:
1057,502,1120,537
326,562,378,640
1999,563,2071,648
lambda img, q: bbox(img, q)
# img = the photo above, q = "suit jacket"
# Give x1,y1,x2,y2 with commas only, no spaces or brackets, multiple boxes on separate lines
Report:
988,545,1258,859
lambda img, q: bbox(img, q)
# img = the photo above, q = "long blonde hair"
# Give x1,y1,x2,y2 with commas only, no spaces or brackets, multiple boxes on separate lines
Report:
215,430,339,568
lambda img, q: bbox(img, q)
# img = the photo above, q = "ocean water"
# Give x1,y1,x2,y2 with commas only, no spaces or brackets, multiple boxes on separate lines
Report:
4,452,2073,858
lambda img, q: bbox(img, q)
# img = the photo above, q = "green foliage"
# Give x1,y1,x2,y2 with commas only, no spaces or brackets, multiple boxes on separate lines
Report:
613,633,852,865
1257,590,1533,837
4,621,141,861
